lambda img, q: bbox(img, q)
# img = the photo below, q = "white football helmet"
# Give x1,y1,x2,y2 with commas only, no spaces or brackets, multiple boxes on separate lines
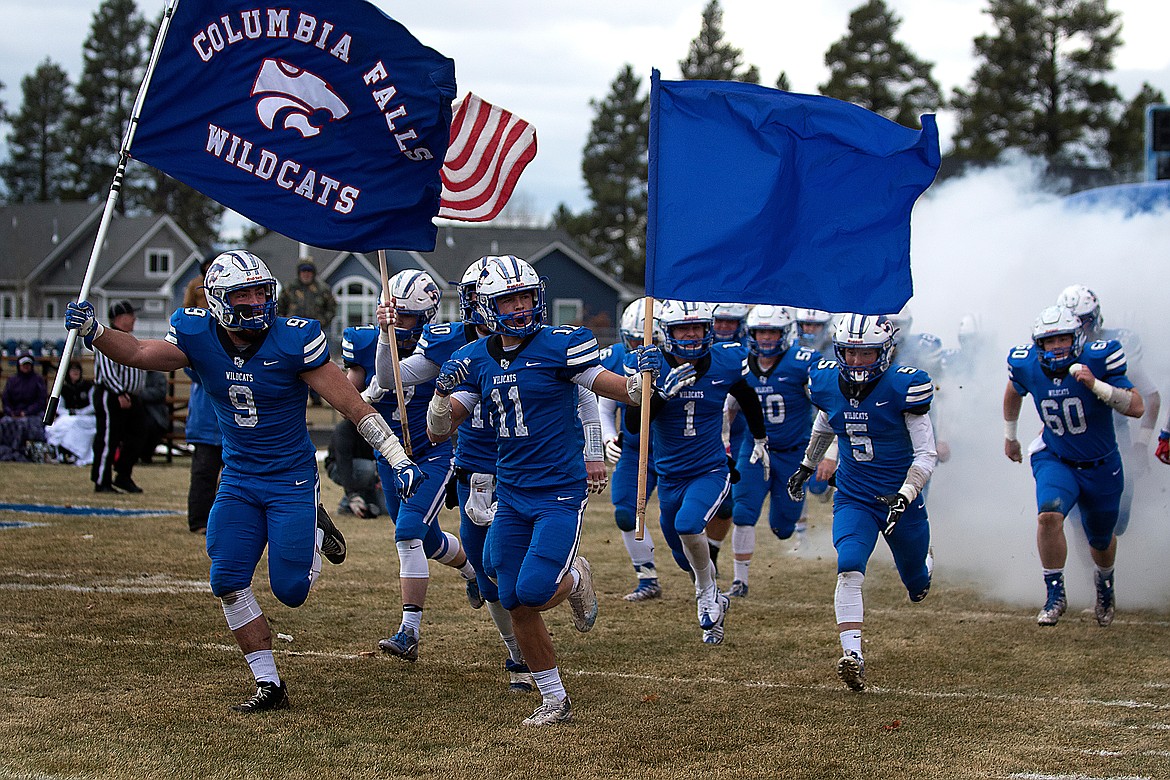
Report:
1032,305,1084,371
204,250,277,331
619,297,664,349
746,305,794,358
793,308,834,351
659,300,715,359
1057,284,1102,337
957,313,979,349
833,313,896,385
475,255,546,337
456,258,491,326
711,302,751,342
387,269,441,344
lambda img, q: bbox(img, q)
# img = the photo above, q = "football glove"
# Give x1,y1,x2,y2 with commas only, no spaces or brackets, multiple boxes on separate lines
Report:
604,434,623,464
749,438,770,481
727,455,741,485
660,363,698,399
393,461,426,500
360,382,388,404
787,464,814,502
435,357,471,397
630,345,662,382
876,492,910,537
65,301,103,349
1157,433,1170,465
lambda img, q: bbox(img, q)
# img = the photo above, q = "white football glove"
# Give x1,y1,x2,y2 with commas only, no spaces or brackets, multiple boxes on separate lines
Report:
360,382,388,404
749,438,770,481
604,435,622,464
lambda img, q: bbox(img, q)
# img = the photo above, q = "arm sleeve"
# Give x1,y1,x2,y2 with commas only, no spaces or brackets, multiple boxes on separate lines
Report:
598,395,620,441
728,378,766,439
903,411,938,486
376,338,440,387
577,388,604,460
801,410,836,467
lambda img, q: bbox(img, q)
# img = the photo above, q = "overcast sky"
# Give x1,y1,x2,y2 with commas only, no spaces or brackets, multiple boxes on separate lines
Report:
1,0,1168,223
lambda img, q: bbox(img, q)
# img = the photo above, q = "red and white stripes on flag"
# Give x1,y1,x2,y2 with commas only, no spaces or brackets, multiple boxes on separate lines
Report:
439,93,537,222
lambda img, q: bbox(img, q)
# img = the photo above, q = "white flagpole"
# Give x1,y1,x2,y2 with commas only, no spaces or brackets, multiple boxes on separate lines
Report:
44,0,183,425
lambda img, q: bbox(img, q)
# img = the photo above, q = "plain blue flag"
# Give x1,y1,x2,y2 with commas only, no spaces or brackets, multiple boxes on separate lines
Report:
133,0,455,252
646,70,940,314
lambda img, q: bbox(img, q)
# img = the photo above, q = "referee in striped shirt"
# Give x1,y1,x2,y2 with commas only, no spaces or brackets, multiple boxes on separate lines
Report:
92,301,147,493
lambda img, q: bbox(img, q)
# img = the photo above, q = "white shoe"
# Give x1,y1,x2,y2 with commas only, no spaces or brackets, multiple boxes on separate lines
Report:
567,556,598,632
837,651,866,692
522,696,573,726
696,584,725,630
701,592,730,644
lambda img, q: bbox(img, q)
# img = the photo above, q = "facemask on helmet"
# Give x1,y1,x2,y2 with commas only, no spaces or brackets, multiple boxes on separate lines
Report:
833,314,896,385
1032,305,1085,372
711,303,751,343
386,270,441,345
659,300,715,359
793,308,834,351
456,258,491,327
619,298,664,350
476,255,546,337
204,250,277,331
745,305,794,358
1056,284,1102,337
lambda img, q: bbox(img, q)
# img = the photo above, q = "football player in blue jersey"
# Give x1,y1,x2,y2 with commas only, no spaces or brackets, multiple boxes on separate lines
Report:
599,297,665,602
1057,285,1160,535
635,300,767,645
704,302,753,575
722,305,818,597
788,314,937,692
1003,305,1144,628
341,270,483,663
793,308,839,504
64,250,423,713
426,255,660,726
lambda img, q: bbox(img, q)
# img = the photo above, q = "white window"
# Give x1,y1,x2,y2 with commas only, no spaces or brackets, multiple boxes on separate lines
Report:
0,293,16,319
552,298,583,326
43,299,58,320
333,276,379,334
145,248,173,279
144,299,164,314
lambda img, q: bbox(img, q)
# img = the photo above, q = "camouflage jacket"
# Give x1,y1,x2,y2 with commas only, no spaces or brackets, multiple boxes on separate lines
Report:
278,280,337,326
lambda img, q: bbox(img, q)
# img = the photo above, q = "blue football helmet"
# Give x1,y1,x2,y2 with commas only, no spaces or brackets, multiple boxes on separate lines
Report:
746,305,794,358
476,255,546,337
204,250,277,331
386,269,441,345
659,300,715,359
834,313,896,385
1033,305,1084,372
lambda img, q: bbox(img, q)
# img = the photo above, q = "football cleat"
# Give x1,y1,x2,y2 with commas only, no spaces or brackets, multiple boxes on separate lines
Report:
567,556,598,632
1094,570,1115,627
909,548,933,602
790,521,808,552
725,580,749,599
701,593,730,645
505,658,535,693
696,584,726,630
378,626,419,662
1037,574,1067,627
837,651,866,692
623,578,662,602
466,577,485,610
316,504,346,565
522,696,573,726
231,680,289,713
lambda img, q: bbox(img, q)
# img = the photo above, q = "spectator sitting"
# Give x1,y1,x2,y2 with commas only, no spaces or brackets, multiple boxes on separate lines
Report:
60,361,94,415
4,353,48,419
45,361,97,465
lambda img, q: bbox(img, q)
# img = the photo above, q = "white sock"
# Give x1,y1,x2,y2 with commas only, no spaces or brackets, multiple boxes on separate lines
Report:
570,566,581,591
680,533,714,592
486,601,523,663
244,649,280,685
620,529,656,568
733,558,750,584
531,667,567,703
401,608,422,634
839,629,862,657
458,560,476,580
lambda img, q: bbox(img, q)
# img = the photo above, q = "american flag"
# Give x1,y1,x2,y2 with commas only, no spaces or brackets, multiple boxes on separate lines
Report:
439,93,537,221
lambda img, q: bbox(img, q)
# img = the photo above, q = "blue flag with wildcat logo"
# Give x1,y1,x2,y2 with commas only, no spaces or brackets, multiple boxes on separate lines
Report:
646,70,940,314
133,0,455,252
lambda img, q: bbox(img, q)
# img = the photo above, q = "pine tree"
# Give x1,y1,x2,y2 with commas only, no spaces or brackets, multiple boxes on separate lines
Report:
141,172,224,249
820,0,943,127
679,1,760,83
553,65,648,283
2,59,72,202
950,0,1121,165
62,0,147,203
775,72,791,92
1106,83,1166,181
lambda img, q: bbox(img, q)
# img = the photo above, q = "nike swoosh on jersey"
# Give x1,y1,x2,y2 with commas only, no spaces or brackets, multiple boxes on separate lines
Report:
295,479,309,485
556,496,574,501
524,360,542,367
876,401,890,406
263,360,279,366
711,380,725,385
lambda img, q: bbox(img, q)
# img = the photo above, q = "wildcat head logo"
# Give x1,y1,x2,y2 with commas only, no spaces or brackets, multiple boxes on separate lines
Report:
234,357,245,368
251,58,350,139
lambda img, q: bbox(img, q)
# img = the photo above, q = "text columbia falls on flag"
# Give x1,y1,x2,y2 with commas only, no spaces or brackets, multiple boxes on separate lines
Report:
646,71,940,315
132,0,456,252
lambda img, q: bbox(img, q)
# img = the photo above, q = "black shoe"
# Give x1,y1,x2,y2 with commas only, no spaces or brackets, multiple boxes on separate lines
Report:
113,478,143,494
231,680,289,713
95,483,124,494
316,504,346,564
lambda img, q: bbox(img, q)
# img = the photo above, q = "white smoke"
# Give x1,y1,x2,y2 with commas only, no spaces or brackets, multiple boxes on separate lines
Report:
903,157,1170,611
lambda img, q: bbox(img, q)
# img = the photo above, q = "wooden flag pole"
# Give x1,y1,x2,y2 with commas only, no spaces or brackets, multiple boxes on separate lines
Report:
634,295,656,541
377,249,412,457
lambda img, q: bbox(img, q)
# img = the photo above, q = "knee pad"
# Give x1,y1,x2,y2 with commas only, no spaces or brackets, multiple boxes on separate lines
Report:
834,571,865,625
433,531,462,565
221,587,263,631
731,524,755,556
614,508,636,533
396,539,430,579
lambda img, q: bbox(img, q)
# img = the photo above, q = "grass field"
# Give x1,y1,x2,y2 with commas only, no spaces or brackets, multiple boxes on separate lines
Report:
2,459,1169,780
